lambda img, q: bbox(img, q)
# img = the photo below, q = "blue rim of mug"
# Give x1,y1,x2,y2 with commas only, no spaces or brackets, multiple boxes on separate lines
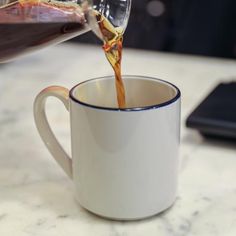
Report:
69,75,181,112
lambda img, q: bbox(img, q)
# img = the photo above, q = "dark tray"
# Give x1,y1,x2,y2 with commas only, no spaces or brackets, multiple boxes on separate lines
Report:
186,82,236,140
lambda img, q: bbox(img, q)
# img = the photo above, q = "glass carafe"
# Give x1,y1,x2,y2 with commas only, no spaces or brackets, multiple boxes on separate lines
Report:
0,0,131,63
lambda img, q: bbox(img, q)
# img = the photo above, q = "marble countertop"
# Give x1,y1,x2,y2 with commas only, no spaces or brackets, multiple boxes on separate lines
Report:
0,43,236,236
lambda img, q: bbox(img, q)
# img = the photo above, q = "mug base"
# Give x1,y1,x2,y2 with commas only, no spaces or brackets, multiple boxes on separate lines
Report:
74,196,177,221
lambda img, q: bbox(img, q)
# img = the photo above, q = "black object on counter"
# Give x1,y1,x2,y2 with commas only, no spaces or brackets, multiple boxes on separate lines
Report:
186,82,236,140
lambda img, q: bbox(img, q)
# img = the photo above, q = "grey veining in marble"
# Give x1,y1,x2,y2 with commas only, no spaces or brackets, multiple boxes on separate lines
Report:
0,43,236,236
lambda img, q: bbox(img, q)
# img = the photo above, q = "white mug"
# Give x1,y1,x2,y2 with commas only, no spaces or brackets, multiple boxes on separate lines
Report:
34,75,181,220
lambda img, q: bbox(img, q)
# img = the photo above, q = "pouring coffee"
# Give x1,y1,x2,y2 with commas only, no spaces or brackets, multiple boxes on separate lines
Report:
0,0,131,108
0,0,130,63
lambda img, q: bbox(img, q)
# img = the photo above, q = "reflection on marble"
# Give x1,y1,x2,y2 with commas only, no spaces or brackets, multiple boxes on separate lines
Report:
0,44,236,235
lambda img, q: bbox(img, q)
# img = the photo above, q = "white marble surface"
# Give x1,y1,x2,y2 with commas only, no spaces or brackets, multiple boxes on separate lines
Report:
0,43,236,236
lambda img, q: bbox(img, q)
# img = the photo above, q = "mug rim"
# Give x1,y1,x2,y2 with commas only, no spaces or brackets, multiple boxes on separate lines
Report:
69,75,181,112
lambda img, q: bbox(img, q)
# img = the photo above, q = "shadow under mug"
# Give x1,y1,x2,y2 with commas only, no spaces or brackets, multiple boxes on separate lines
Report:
34,75,181,220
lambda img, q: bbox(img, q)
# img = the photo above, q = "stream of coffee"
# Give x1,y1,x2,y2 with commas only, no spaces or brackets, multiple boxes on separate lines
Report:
0,0,126,108
96,12,126,108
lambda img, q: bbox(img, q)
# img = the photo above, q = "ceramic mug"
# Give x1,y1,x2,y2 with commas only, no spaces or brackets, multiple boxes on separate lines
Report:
34,75,181,220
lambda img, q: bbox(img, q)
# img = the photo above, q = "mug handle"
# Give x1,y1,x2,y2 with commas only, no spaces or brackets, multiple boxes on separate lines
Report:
34,86,72,179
